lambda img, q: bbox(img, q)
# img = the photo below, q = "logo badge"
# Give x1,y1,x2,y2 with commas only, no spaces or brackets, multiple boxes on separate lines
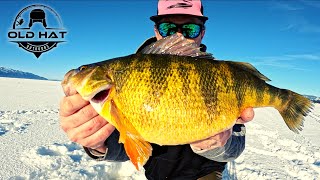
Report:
8,4,67,58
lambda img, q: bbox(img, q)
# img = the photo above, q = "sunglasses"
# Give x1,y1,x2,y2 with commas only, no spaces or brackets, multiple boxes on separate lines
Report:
156,22,204,39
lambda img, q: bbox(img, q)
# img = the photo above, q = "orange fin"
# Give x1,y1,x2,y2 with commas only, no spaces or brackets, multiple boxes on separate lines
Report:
109,99,152,170
123,131,152,170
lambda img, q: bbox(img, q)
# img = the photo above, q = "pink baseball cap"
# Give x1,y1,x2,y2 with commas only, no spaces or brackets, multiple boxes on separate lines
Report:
150,0,208,22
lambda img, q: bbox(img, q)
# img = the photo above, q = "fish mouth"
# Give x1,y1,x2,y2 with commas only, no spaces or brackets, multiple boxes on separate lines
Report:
90,85,112,105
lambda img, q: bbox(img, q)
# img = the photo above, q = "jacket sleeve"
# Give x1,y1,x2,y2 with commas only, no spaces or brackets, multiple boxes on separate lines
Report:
191,124,246,162
83,130,129,162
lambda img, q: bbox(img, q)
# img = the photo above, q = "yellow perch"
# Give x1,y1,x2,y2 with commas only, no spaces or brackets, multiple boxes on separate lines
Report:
62,34,313,170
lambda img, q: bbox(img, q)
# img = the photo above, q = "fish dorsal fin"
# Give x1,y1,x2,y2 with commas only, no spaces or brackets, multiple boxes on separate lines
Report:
140,33,213,59
228,61,271,81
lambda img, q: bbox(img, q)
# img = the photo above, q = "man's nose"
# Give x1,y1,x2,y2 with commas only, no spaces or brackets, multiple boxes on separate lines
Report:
176,32,183,36
176,28,183,36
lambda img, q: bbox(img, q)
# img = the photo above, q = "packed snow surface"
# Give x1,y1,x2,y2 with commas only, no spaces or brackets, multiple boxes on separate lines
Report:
0,77,319,179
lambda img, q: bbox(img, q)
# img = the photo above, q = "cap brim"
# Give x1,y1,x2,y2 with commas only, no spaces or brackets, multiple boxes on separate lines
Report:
150,14,208,23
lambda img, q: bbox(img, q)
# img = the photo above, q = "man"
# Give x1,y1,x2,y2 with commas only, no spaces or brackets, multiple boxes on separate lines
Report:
60,0,254,179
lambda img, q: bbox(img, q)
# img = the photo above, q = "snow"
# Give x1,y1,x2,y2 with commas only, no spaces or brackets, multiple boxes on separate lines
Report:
227,107,320,179
0,77,319,179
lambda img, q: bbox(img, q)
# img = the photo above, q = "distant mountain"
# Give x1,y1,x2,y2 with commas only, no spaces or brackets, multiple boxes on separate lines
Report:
0,67,47,80
305,95,320,104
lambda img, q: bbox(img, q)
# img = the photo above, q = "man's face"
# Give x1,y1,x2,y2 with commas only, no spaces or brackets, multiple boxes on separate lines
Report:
154,15,205,46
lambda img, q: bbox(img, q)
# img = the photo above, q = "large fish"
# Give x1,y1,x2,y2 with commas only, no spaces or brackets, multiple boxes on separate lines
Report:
61,34,313,170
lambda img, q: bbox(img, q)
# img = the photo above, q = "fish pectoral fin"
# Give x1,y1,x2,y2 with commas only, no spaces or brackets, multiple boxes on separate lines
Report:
109,100,152,170
121,131,152,170
117,122,152,170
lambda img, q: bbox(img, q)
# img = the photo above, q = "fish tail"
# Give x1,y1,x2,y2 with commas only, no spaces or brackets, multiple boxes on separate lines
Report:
277,90,313,133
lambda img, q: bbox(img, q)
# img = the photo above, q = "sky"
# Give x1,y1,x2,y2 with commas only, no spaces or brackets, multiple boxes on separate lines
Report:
0,0,319,96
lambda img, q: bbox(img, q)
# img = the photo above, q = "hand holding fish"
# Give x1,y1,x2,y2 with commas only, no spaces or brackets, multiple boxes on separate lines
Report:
59,86,114,153
190,107,254,151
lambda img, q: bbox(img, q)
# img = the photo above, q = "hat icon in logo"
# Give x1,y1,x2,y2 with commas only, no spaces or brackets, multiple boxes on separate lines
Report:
29,9,47,28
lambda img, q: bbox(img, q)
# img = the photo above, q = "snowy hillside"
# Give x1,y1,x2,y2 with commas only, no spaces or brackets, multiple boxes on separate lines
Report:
0,67,47,80
0,77,319,179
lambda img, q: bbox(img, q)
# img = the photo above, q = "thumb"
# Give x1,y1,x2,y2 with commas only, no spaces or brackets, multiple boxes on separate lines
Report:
62,84,78,97
236,107,254,124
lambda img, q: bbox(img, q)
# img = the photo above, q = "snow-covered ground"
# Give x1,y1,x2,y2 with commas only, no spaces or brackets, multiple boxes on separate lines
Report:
0,77,319,179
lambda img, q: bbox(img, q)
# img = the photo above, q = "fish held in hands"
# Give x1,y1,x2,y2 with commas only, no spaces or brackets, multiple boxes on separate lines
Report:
61,34,313,170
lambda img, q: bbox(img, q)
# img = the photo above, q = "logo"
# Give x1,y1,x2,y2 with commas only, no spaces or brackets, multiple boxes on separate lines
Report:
8,4,67,58
167,0,193,9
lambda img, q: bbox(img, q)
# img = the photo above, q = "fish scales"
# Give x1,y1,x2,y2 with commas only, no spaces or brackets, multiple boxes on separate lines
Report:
103,54,247,145
115,55,203,144
110,54,307,139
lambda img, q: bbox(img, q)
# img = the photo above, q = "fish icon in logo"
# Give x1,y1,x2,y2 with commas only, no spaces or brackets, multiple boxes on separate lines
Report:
29,9,47,28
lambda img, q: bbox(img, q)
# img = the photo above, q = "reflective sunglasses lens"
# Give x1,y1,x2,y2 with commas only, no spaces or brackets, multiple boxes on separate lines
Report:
158,23,177,37
182,24,201,38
